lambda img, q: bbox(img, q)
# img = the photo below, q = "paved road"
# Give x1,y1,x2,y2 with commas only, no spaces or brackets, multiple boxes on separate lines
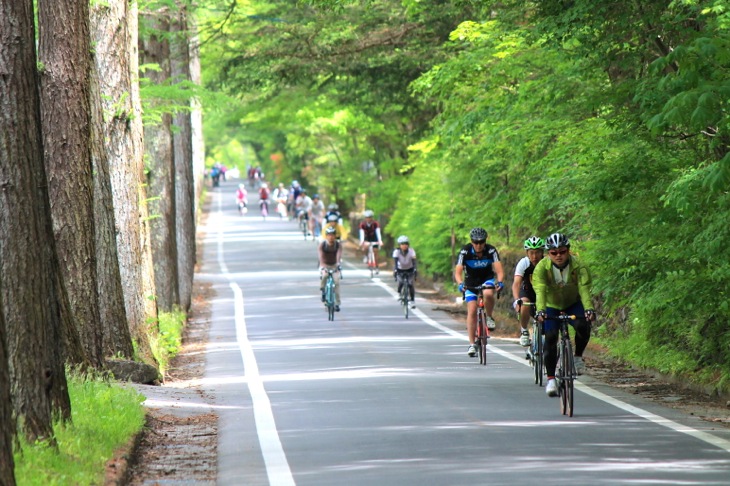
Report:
199,181,730,485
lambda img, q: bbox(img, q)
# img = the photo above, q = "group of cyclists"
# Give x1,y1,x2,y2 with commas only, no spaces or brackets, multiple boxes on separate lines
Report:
454,227,596,397
233,176,596,397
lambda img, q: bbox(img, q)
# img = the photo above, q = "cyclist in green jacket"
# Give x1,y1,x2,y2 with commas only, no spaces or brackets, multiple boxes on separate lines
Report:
533,233,596,397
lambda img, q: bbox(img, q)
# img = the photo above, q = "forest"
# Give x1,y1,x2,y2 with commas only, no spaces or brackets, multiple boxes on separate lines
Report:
0,0,729,483
201,0,730,395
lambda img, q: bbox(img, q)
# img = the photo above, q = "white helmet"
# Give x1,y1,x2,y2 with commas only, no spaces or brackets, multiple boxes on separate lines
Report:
363,210,374,218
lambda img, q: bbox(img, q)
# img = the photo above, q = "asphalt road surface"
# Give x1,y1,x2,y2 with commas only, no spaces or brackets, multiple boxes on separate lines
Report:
198,181,730,486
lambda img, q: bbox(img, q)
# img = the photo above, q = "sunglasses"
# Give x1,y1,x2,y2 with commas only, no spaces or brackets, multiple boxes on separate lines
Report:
471,240,486,245
549,249,569,256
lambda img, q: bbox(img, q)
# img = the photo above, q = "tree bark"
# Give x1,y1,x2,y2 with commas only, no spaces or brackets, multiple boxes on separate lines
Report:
141,11,180,312
0,313,14,484
171,5,196,312
38,0,103,369
0,0,70,443
91,0,159,366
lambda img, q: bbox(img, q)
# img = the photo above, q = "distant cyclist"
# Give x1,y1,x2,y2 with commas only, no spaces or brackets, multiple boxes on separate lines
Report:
235,184,248,214
318,226,343,312
511,236,546,347
358,210,383,274
533,233,596,397
258,183,270,213
392,235,417,309
324,214,345,241
295,189,312,232
454,227,504,357
326,203,342,224
309,194,325,238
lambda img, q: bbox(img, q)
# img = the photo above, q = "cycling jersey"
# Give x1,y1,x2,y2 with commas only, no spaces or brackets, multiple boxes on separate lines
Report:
514,256,537,296
392,247,417,271
456,243,500,287
319,240,342,267
533,254,593,312
359,221,380,242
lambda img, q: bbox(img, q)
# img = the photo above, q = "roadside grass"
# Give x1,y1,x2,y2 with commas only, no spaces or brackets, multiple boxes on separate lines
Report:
149,308,187,376
13,374,145,485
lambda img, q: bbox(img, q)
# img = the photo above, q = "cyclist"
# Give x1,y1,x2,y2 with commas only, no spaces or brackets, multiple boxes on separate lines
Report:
326,203,342,224
309,194,325,238
324,214,345,241
533,233,596,397
295,189,312,232
511,236,546,348
454,227,504,357
235,184,248,214
258,183,270,214
358,210,383,274
392,235,417,309
318,226,343,311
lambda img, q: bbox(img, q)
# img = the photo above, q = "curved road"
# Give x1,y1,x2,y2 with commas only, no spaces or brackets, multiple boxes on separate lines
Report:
198,181,730,485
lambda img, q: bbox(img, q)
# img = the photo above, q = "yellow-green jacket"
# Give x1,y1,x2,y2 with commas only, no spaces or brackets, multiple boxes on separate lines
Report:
533,254,593,312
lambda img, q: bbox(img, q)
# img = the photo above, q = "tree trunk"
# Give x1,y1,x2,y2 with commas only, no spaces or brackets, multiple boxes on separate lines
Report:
0,313,14,484
0,0,70,443
91,0,159,366
141,11,180,312
189,20,206,215
171,5,196,312
38,0,104,369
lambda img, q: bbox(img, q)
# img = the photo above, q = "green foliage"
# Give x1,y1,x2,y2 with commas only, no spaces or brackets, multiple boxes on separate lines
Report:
13,374,145,485
197,0,730,390
149,308,186,376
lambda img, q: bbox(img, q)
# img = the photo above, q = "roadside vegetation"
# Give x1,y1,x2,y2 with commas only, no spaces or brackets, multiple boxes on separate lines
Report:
13,374,145,485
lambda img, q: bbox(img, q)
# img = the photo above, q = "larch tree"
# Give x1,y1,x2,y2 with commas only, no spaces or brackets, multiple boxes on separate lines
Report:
0,0,70,442
141,8,181,312
37,0,104,368
171,2,196,312
91,0,159,365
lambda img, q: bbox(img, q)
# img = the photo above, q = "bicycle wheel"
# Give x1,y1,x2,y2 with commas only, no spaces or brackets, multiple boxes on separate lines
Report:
476,311,487,366
261,202,268,219
532,321,543,386
368,249,375,278
325,279,335,321
564,340,575,417
558,340,569,415
401,285,409,319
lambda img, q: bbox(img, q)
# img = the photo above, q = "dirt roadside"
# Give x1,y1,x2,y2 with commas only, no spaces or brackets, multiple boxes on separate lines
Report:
109,239,730,485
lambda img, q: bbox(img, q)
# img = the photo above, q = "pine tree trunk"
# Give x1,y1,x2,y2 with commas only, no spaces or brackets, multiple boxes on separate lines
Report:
38,0,103,369
141,12,180,312
0,313,14,484
171,6,196,312
0,0,69,444
91,0,158,366
189,22,206,214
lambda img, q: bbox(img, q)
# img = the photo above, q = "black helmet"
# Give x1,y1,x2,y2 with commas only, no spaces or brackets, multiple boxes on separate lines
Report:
545,233,570,249
469,227,488,241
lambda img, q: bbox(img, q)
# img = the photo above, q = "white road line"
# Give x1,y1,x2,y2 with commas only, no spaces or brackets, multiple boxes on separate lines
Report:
216,192,296,486
369,275,730,454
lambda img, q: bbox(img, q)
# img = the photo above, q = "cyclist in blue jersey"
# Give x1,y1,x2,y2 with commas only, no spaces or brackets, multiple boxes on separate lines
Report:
454,227,505,357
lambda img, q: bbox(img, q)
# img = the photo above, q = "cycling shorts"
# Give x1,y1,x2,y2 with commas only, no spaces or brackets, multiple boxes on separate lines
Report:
464,279,495,303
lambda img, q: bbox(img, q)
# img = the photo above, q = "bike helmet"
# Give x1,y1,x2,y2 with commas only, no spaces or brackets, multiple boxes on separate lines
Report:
327,214,338,222
524,236,546,250
545,233,570,249
260,183,268,188
397,235,409,244
325,226,336,235
328,203,339,210
312,194,319,199
469,227,488,241
363,210,374,218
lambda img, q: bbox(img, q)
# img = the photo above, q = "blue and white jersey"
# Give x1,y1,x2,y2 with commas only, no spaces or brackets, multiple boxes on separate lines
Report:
456,243,500,287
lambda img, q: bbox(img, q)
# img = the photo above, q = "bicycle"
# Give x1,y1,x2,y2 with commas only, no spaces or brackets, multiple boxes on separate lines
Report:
299,213,309,240
463,283,498,366
552,313,579,417
259,199,269,220
518,301,543,386
364,243,378,277
396,270,415,319
323,267,341,321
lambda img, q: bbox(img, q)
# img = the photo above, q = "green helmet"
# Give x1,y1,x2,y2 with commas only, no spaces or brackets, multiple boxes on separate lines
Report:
524,236,546,250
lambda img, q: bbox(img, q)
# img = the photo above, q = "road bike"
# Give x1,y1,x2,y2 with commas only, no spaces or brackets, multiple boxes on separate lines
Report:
323,267,341,321
364,243,378,277
553,313,579,417
464,283,498,366
299,213,310,240
518,301,544,386
259,199,269,220
396,270,415,319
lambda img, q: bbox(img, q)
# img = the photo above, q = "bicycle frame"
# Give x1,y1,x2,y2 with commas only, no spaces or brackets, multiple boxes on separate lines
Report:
465,284,494,366
324,269,338,321
397,270,414,319
365,243,378,277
